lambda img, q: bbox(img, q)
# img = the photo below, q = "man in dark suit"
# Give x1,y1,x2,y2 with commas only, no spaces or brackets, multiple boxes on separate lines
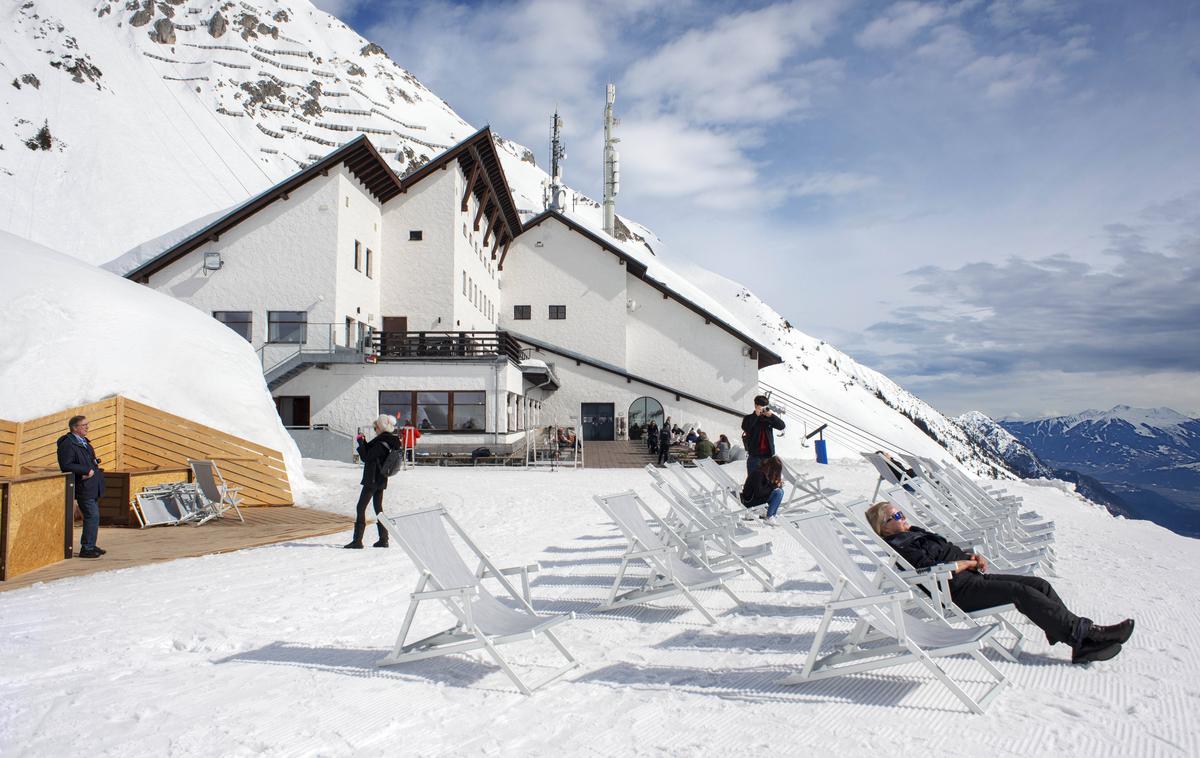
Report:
57,415,106,558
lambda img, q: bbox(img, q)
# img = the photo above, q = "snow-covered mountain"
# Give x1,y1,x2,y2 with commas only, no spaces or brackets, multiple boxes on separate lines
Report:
956,411,1056,479
2,0,1022,478
1002,406,1200,537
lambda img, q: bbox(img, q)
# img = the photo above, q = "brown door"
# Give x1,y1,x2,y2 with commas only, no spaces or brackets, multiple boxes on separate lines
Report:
382,316,408,356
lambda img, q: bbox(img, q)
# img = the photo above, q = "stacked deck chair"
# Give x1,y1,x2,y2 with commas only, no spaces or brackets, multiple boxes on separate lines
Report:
645,464,755,536
777,459,842,511
650,479,776,591
777,509,1010,714
834,498,1026,661
911,456,1055,545
594,490,744,624
884,486,1047,575
862,451,918,502
376,507,579,695
187,459,245,524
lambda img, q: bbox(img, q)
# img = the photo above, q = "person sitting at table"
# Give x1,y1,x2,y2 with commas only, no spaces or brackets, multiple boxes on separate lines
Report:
865,500,1134,664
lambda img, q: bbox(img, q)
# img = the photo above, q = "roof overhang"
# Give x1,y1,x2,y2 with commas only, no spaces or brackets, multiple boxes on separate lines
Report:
124,136,402,282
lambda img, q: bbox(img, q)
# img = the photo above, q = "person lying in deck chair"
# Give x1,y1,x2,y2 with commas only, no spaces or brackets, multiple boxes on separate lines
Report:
866,501,1134,664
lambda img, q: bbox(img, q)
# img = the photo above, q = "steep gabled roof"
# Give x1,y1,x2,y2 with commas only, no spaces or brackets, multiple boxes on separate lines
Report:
398,126,522,247
520,211,783,369
124,135,402,281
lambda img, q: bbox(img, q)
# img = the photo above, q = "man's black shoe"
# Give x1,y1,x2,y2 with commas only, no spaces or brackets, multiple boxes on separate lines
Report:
1088,619,1134,645
1072,639,1122,664
77,548,102,559
343,541,364,549
94,547,107,555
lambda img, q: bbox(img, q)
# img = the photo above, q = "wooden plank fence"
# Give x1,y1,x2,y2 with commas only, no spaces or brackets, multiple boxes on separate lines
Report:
0,396,292,506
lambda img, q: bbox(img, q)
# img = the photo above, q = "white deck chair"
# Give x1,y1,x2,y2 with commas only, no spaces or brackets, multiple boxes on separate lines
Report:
376,507,579,695
691,458,744,509
647,463,755,535
650,480,775,591
913,456,1054,540
187,459,245,523
777,510,1009,714
778,460,840,511
834,498,1026,661
862,452,916,502
594,491,743,624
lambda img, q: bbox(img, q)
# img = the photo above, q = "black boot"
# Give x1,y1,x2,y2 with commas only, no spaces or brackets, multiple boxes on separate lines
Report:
343,540,364,549
1072,639,1122,664
344,523,365,549
373,522,389,548
1088,619,1134,645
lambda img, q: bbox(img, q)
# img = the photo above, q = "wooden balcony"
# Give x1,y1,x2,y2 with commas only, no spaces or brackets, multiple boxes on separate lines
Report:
368,330,523,364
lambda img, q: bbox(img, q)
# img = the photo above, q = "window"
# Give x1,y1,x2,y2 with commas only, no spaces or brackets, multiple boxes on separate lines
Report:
268,311,307,343
213,311,251,341
453,391,485,431
462,270,467,295
513,305,531,320
365,247,373,279
549,305,566,320
409,230,423,241
379,391,413,422
354,240,362,272
378,390,487,432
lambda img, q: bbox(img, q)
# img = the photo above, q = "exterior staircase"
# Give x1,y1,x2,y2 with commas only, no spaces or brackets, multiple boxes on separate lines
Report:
265,346,364,390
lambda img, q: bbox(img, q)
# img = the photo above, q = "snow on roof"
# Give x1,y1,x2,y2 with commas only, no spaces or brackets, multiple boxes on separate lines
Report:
0,230,306,490
103,203,237,277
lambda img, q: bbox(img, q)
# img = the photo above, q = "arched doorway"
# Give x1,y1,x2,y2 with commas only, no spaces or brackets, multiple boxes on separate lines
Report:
627,396,664,440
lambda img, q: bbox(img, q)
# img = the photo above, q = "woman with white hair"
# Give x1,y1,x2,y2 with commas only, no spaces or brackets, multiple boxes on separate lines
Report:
345,414,401,549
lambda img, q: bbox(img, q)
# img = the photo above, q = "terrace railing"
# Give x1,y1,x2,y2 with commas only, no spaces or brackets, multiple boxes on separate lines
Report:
368,330,522,364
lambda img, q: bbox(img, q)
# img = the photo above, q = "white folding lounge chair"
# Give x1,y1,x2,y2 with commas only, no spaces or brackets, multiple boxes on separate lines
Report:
912,456,1054,541
862,451,916,502
594,491,743,624
777,510,1010,714
834,498,1025,661
187,459,245,523
376,507,579,695
650,480,776,591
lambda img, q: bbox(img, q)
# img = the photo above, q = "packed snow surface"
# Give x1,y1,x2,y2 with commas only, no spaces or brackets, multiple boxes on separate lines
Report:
0,230,305,487
1,458,1194,756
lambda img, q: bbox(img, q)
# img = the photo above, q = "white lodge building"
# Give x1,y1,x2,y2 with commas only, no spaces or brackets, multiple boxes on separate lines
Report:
124,128,781,454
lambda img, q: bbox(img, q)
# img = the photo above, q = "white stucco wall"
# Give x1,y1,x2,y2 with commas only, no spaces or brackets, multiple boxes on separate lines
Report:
272,359,524,437
500,220,628,367
453,172,502,332
333,169,383,342
625,275,759,412
143,174,340,346
521,351,744,443
380,167,456,330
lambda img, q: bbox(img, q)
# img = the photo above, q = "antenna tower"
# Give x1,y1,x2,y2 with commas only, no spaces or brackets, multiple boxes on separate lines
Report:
602,83,620,236
548,109,566,212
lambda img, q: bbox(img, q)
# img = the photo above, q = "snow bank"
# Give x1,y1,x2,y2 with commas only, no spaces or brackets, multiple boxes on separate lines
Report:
0,230,306,491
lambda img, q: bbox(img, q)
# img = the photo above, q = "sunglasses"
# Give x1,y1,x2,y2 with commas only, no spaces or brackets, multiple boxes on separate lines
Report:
888,511,906,522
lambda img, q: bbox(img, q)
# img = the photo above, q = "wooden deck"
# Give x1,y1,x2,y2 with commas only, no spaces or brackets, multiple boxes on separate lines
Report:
0,507,353,592
585,440,660,468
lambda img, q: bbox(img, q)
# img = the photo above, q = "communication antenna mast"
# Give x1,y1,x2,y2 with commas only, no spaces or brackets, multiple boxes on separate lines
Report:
602,83,620,236
548,108,566,212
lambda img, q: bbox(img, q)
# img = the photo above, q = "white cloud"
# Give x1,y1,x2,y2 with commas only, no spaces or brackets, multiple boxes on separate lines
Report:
788,172,881,196
855,1,963,50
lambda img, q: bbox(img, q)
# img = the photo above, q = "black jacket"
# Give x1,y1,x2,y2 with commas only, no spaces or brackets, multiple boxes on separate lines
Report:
358,432,401,489
57,433,104,501
740,470,779,507
884,526,972,570
740,412,785,456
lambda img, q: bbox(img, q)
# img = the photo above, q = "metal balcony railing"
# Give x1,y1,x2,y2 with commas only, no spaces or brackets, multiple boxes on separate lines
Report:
256,322,359,376
368,330,523,363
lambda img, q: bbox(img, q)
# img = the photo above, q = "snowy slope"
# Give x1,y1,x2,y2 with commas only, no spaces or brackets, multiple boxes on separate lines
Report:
0,230,305,488
957,410,1056,479
0,460,1194,756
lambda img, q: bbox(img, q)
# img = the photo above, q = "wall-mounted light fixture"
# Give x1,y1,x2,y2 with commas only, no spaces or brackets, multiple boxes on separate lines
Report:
535,240,545,247
203,251,223,275
626,299,638,312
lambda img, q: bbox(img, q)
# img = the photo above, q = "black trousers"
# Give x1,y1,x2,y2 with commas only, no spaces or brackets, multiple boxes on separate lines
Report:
353,485,386,543
951,572,1080,645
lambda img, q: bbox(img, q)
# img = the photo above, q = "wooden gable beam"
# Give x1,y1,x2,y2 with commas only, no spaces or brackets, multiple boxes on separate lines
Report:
468,144,510,238
473,193,488,231
483,204,501,247
460,158,482,212
497,236,512,269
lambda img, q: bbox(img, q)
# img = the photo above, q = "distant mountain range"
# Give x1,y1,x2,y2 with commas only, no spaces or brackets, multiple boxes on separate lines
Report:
957,406,1200,538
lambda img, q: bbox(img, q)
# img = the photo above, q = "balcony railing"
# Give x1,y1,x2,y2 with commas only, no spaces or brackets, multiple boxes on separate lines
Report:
368,330,523,363
256,322,361,376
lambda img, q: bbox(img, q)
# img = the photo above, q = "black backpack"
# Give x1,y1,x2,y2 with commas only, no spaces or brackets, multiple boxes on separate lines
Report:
380,441,404,477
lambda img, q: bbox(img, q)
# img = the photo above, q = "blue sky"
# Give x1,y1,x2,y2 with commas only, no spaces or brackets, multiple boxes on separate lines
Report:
315,0,1200,419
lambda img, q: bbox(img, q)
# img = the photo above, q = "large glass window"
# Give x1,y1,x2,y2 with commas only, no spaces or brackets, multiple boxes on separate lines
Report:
416,391,450,430
365,247,373,279
268,311,307,343
453,391,486,431
213,311,252,341
628,396,664,439
379,391,413,422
